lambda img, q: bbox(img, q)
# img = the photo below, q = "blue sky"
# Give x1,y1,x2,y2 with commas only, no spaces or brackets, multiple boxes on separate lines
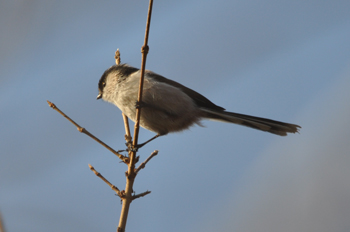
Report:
1,0,350,231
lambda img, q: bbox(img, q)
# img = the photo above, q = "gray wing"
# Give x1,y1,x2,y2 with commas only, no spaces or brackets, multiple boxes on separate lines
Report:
147,71,225,111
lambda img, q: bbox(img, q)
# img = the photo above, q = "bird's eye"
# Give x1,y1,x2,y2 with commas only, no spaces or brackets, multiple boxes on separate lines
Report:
102,82,106,87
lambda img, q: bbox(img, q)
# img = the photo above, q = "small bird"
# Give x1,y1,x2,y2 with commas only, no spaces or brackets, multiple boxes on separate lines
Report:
97,64,300,146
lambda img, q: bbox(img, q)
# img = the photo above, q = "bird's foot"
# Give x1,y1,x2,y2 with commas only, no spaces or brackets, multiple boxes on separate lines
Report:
135,100,147,109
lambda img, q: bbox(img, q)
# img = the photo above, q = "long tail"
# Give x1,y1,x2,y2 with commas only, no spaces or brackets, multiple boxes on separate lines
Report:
200,108,301,136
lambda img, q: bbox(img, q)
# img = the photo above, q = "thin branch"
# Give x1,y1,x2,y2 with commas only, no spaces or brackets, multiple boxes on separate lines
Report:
122,113,132,144
47,100,128,163
115,51,132,146
135,150,158,174
89,164,124,198
132,191,151,201
115,49,121,65
132,0,153,149
117,1,154,232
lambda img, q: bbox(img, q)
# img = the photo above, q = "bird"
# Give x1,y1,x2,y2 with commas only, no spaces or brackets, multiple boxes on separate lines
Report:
97,64,300,147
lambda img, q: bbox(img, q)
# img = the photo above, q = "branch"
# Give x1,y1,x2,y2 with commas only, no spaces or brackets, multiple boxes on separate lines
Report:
115,49,121,65
135,150,158,174
115,51,132,146
47,100,128,163
117,1,154,232
122,113,132,144
89,164,124,198
132,0,153,149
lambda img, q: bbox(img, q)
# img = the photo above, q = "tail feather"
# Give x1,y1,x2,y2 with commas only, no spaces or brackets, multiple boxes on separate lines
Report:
200,108,301,136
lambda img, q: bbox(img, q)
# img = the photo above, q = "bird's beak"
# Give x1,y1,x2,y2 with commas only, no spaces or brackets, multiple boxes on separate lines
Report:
96,93,102,100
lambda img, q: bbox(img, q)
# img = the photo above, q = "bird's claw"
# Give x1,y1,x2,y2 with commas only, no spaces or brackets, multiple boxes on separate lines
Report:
125,142,140,152
135,101,146,109
127,147,139,152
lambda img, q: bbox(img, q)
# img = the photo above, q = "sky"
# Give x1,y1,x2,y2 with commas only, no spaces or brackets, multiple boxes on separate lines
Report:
1,0,350,231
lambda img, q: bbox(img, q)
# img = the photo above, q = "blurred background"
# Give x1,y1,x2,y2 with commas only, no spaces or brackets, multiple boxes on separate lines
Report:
1,0,350,231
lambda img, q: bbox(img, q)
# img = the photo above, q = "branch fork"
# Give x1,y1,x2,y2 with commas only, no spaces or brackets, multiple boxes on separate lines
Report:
48,1,155,231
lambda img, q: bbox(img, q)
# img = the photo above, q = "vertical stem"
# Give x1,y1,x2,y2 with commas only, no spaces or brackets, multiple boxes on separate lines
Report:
117,164,135,231
132,0,153,147
122,113,131,143
117,0,154,231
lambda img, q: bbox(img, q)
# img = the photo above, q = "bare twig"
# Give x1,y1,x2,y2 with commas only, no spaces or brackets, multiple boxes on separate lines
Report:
122,113,132,144
115,49,121,65
132,0,153,149
117,1,154,232
135,150,158,174
132,191,151,201
47,100,128,163
115,51,132,146
89,164,124,198
47,3,157,230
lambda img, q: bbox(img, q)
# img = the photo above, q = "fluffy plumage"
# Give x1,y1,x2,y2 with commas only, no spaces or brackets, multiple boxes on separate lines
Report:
98,64,301,136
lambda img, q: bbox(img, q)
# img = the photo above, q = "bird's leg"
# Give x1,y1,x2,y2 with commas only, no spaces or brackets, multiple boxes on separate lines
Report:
128,134,161,152
137,134,160,148
135,100,148,109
